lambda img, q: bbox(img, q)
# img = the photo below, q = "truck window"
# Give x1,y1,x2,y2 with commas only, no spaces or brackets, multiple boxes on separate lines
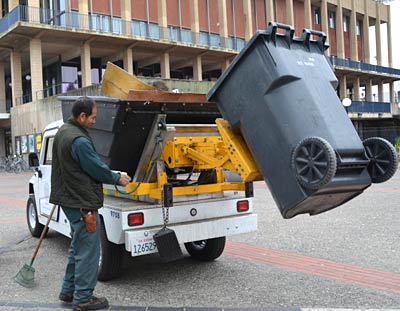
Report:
44,137,54,165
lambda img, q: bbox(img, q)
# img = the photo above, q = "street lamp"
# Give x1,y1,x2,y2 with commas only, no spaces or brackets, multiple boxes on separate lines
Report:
342,98,352,114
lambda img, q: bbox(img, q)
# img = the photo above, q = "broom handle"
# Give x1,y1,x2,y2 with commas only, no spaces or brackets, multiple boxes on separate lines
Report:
29,204,57,266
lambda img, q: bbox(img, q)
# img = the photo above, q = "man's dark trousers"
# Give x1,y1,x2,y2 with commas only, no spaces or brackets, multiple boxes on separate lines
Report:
60,206,100,305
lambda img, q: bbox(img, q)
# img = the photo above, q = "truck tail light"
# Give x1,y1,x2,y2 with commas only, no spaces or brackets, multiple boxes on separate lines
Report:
237,200,249,212
128,213,144,226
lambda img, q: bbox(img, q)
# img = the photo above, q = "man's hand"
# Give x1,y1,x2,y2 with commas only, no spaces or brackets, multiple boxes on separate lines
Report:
118,172,131,186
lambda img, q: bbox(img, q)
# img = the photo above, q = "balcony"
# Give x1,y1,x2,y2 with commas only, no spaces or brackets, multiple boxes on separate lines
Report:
347,101,391,114
329,56,400,76
0,5,245,51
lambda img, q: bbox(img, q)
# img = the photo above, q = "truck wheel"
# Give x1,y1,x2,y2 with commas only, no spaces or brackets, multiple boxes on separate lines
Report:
27,197,45,238
98,218,124,281
363,137,398,183
184,237,226,261
292,137,337,190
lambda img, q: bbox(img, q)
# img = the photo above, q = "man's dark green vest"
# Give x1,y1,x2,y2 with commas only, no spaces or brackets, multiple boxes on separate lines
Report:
49,118,103,209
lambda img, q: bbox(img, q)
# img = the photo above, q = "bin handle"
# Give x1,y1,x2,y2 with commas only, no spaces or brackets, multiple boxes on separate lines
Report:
300,28,329,52
266,22,295,47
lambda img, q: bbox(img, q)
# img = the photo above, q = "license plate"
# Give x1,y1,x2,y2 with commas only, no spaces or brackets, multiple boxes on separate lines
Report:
132,240,158,255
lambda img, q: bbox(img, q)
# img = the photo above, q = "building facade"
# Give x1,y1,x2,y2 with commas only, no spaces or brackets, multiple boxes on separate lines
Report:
0,0,399,157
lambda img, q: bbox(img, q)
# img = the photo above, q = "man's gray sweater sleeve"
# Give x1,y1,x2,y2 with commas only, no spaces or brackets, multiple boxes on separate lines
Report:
71,137,120,185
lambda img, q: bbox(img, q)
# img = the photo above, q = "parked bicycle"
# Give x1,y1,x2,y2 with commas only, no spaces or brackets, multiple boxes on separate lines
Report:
2,155,31,174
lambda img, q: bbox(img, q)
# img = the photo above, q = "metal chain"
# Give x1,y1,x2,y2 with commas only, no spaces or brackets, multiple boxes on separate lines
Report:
159,140,169,227
161,194,169,227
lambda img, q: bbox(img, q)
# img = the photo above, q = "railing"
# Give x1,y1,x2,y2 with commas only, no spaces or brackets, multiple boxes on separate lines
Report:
347,100,391,113
329,56,400,76
0,5,246,51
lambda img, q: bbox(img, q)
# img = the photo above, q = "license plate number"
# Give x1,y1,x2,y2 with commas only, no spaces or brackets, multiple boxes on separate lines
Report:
132,241,157,255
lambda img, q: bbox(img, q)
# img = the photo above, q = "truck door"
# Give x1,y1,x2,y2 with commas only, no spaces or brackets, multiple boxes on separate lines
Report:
38,131,59,220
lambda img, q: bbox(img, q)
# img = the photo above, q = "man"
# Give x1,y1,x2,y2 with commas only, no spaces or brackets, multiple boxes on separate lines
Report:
50,97,130,311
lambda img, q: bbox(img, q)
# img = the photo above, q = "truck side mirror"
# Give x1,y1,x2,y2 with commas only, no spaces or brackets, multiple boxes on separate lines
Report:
28,153,39,167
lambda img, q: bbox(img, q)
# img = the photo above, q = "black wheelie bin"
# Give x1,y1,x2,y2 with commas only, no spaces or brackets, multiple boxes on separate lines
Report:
207,22,397,219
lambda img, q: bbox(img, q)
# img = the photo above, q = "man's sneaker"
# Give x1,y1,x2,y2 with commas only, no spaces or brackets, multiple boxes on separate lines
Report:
58,292,73,303
73,296,109,311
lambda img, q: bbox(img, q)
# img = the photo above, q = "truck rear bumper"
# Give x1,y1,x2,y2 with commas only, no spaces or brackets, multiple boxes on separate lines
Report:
124,214,257,256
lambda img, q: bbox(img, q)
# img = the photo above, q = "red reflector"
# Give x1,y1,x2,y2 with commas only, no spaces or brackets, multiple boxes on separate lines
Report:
128,213,144,226
237,200,249,212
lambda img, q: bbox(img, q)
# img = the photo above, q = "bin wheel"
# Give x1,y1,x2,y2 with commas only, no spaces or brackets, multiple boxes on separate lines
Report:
98,218,124,281
184,237,226,261
292,137,337,190
363,137,398,183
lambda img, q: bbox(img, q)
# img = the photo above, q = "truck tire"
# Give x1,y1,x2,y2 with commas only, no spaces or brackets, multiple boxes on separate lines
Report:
184,237,226,261
292,136,337,190
98,218,124,281
363,137,398,183
26,197,45,238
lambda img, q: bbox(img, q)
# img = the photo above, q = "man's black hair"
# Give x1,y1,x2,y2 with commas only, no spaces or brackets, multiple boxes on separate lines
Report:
71,97,96,118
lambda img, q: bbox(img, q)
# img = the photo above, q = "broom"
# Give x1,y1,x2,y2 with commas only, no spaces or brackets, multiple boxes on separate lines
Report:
14,204,57,288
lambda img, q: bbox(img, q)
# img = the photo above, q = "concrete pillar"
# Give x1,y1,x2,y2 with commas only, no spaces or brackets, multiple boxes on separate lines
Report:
221,58,230,72
80,43,91,87
365,79,372,101
0,129,5,157
335,0,345,59
375,3,382,66
265,0,274,24
353,77,360,101
28,0,39,7
387,6,392,68
79,0,89,29
10,51,22,106
30,38,43,101
0,1,2,18
158,0,168,39
389,81,394,104
377,81,383,102
193,55,202,81
363,0,371,63
339,75,347,99
9,0,19,11
243,0,253,41
79,0,89,14
190,0,200,44
304,0,312,29
350,1,358,61
123,48,133,75
218,0,228,48
285,0,294,26
28,0,40,22
321,0,330,56
121,0,132,35
160,52,170,79
0,62,5,113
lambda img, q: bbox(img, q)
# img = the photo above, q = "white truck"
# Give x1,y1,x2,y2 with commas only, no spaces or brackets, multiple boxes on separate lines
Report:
27,116,258,281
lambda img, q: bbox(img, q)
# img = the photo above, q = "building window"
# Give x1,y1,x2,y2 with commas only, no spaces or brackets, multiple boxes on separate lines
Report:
356,20,361,35
329,12,335,28
314,8,321,25
343,16,348,32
